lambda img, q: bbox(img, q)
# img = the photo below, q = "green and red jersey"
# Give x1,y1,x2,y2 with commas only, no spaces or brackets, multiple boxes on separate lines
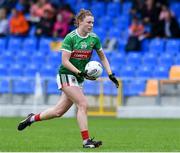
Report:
59,29,102,83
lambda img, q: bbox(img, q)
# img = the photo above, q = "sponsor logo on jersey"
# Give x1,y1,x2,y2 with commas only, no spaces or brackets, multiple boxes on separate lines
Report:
71,50,92,59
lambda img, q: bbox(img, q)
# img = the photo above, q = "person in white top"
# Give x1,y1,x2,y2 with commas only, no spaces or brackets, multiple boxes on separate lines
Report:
0,8,8,37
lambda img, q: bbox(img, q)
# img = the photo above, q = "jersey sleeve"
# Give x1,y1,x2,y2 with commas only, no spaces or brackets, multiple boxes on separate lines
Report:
93,36,102,51
61,34,73,53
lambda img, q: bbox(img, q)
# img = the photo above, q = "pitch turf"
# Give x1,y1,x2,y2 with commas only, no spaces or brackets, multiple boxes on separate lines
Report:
0,117,180,152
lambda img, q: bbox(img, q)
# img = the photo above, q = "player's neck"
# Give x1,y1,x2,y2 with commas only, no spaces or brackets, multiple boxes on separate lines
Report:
77,28,88,37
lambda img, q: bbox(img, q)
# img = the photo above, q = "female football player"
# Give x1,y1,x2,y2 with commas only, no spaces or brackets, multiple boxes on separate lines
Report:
17,9,119,148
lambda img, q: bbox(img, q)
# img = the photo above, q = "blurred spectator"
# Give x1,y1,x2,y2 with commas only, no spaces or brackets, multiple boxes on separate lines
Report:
60,5,74,22
140,0,161,39
130,0,144,17
35,9,54,37
15,0,30,14
0,0,17,14
49,0,63,9
125,16,149,51
159,5,173,21
53,13,69,38
0,0,6,6
9,8,29,36
30,0,54,23
53,4,74,38
155,9,180,38
155,0,169,7
141,0,160,25
0,8,8,37
58,4,75,28
129,16,145,38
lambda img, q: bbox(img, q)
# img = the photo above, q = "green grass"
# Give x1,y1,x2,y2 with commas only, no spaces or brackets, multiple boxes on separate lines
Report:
0,117,180,152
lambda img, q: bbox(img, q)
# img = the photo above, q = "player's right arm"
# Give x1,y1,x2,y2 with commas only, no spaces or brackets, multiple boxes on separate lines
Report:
62,51,80,74
62,48,95,80
61,34,81,74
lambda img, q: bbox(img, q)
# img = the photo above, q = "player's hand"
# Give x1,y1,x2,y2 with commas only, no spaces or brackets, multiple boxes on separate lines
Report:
109,73,119,88
78,70,96,80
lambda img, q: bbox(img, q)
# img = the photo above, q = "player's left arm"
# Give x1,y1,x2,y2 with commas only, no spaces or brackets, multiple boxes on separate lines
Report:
94,35,119,87
96,50,112,75
97,50,119,88
93,36,112,75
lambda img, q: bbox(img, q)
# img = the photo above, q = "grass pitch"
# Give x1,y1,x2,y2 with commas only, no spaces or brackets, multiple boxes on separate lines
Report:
0,117,180,152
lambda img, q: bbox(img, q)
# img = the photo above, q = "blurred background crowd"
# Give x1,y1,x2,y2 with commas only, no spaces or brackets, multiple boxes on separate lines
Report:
0,0,179,51
0,0,75,38
0,0,180,99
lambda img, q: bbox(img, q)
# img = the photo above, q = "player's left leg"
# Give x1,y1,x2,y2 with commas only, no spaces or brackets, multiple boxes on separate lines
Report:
17,92,73,131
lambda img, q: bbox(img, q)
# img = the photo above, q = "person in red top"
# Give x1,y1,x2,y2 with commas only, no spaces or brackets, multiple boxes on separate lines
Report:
129,16,145,38
30,0,54,23
9,8,29,36
126,16,149,51
53,13,69,38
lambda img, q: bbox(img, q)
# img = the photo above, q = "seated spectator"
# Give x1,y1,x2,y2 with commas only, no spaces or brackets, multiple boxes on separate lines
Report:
9,8,29,36
0,0,17,14
53,13,69,38
58,4,74,26
141,0,160,31
49,0,63,9
155,9,180,38
125,16,148,51
15,0,30,14
0,8,8,37
53,5,74,38
155,0,169,7
130,0,144,17
139,0,162,38
129,17,145,38
30,0,54,23
35,9,54,37
159,5,173,21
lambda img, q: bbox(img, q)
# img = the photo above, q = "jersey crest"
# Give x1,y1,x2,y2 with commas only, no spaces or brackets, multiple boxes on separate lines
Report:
80,42,87,49
90,42,94,48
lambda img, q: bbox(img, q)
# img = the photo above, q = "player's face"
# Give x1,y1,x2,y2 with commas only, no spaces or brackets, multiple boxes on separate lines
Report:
80,15,94,33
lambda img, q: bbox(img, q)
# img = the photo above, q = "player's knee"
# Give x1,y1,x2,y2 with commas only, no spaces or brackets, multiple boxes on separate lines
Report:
54,109,63,117
78,102,88,112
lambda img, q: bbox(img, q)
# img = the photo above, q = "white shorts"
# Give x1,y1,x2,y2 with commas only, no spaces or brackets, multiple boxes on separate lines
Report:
56,74,83,89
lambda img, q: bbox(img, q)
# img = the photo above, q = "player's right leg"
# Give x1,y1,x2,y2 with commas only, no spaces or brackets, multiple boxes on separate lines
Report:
17,93,73,131
62,86,102,148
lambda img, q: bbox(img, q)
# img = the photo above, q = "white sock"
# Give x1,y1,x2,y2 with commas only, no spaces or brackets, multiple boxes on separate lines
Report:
30,115,35,122
83,139,89,145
